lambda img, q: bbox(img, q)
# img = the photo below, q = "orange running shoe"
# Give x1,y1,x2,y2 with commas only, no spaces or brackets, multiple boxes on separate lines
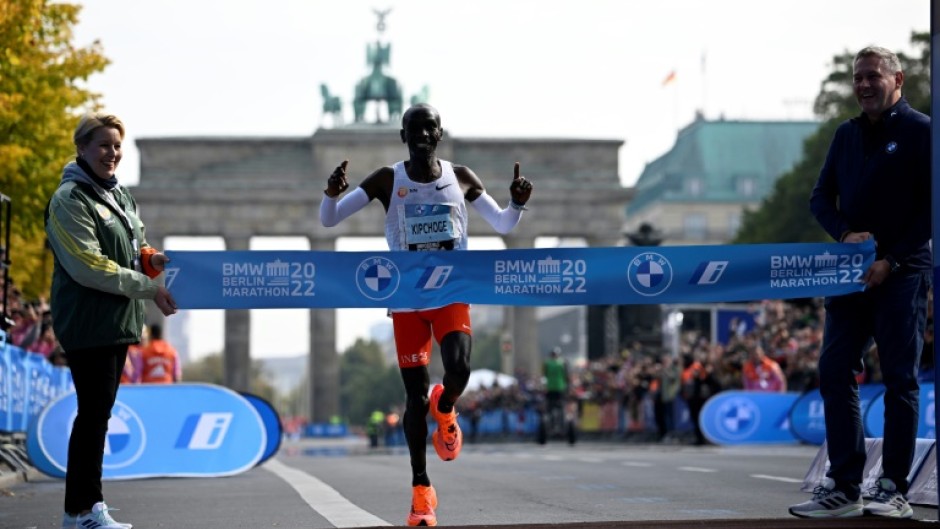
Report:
407,484,438,527
429,384,463,461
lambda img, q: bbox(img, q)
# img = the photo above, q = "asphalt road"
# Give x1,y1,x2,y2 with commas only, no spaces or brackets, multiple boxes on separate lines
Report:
1,437,937,528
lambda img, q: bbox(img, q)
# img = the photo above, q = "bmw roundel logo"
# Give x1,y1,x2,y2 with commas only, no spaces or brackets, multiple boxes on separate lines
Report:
885,141,898,154
626,252,673,297
356,256,401,301
101,400,146,469
714,397,761,440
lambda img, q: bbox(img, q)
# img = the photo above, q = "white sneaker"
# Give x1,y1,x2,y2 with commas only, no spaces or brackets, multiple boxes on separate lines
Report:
66,502,133,529
865,478,914,519
62,514,133,529
788,477,863,518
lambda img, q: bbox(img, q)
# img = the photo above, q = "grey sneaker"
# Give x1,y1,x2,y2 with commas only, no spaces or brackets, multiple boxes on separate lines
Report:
865,478,914,519
789,477,863,518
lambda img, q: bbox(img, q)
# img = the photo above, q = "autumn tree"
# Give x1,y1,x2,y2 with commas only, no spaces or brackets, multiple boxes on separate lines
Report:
0,0,108,297
735,32,929,244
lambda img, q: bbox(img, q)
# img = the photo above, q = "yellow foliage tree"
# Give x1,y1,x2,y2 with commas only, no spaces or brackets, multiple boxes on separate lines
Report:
0,0,108,298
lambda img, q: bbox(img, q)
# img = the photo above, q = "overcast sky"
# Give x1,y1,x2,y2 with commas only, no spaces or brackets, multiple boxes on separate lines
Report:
72,0,929,359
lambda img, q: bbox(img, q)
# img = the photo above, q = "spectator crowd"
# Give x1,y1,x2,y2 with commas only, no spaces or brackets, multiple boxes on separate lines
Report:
2,275,180,385
457,295,935,444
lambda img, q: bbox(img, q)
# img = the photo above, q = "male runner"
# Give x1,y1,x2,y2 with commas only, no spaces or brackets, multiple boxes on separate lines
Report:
319,103,533,526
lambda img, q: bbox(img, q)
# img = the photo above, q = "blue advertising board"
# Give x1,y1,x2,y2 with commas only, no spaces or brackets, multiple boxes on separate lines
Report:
789,385,886,445
27,383,266,480
239,392,282,464
864,385,935,440
700,391,800,445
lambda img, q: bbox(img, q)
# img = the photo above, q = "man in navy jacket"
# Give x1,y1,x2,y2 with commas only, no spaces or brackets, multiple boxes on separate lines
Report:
790,46,931,520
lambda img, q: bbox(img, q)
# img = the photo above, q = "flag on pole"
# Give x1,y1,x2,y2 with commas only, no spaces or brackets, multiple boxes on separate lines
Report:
662,70,677,86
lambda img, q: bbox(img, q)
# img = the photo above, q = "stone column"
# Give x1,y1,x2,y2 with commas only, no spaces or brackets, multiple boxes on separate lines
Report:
586,236,622,360
223,235,252,392
309,237,339,423
502,235,538,378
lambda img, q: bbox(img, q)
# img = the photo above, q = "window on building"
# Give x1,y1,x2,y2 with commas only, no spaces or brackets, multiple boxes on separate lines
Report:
728,212,741,238
683,213,707,240
736,177,756,197
686,178,703,196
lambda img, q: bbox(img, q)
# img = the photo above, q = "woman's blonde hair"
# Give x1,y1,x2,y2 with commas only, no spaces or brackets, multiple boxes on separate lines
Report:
73,113,125,153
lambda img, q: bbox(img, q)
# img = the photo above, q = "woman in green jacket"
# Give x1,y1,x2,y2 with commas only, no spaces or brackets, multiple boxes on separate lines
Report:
45,113,177,529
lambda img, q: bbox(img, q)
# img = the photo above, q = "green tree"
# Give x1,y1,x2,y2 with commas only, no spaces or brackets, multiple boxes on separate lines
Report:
0,0,108,297
339,338,403,426
735,32,929,244
469,330,502,372
182,353,278,403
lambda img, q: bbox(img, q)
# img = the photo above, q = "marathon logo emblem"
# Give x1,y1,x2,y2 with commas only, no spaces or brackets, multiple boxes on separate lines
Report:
712,397,760,440
355,256,400,301
102,401,146,469
164,267,180,289
626,252,673,297
689,261,728,285
415,265,453,290
175,412,233,450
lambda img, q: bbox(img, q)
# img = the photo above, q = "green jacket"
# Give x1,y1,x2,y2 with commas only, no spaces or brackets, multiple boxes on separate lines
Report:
543,357,568,393
45,162,159,351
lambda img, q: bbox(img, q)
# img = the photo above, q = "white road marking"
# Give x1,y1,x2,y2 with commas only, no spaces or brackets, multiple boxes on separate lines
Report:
264,459,390,527
677,466,717,473
621,461,653,467
750,474,803,483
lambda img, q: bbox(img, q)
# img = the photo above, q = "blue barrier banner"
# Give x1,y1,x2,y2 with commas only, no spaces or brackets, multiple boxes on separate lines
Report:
0,343,10,432
23,352,54,432
239,392,282,464
9,346,26,433
165,240,875,309
700,391,800,445
865,385,935,439
789,385,885,445
0,343,72,434
27,383,266,480
303,423,348,437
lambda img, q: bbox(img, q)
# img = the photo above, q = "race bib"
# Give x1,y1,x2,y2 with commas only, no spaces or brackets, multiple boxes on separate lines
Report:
403,204,457,251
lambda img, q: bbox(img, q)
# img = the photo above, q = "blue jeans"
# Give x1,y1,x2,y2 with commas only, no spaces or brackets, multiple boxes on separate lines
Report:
819,270,931,498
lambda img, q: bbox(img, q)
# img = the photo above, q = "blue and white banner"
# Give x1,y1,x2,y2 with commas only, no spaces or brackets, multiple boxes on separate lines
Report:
789,385,886,445
700,391,800,445
0,344,72,434
27,383,266,480
239,392,282,464
864,385,935,440
165,240,875,309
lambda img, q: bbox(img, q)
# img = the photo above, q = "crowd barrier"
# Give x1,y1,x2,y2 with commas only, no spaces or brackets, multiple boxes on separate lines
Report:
0,333,280,480
0,334,73,436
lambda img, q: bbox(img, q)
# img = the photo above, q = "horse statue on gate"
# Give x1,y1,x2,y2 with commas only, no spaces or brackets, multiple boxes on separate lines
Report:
353,41,403,124
319,84,343,127
353,8,403,124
